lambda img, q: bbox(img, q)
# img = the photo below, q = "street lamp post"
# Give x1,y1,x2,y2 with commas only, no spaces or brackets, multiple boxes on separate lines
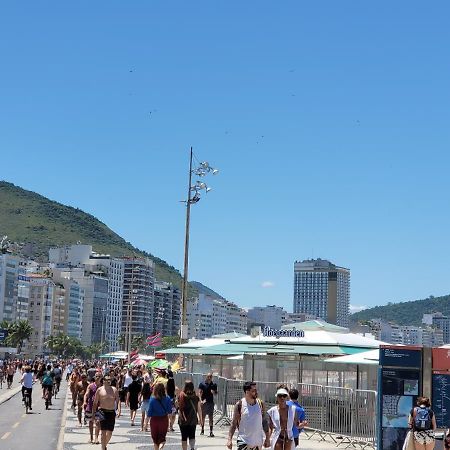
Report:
180,147,218,343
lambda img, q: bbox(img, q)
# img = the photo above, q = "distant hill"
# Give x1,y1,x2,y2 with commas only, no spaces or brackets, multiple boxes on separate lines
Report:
0,181,196,292
190,281,224,299
351,294,450,326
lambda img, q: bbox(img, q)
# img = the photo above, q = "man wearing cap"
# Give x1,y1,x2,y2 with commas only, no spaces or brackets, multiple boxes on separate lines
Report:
267,386,297,450
93,374,121,450
198,373,218,437
227,381,270,450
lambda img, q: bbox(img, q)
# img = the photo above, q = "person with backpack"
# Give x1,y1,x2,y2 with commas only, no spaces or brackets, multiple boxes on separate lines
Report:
227,381,270,450
177,379,202,450
408,396,436,450
41,364,55,407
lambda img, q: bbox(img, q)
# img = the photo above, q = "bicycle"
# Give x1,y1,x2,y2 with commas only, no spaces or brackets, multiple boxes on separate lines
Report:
43,385,52,410
55,377,61,396
23,388,32,414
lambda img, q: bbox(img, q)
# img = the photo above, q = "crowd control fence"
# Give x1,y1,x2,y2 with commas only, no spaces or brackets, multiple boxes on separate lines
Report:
173,371,376,449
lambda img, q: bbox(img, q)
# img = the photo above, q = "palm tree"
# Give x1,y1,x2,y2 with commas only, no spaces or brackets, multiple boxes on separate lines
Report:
131,335,145,350
117,334,126,350
7,320,33,354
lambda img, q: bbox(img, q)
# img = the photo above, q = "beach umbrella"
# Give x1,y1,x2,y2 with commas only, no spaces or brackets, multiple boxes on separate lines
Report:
148,359,170,370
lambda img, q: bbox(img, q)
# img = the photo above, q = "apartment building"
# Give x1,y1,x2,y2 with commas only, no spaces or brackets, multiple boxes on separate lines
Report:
107,257,154,351
186,293,247,339
153,281,181,337
27,276,54,356
247,305,288,330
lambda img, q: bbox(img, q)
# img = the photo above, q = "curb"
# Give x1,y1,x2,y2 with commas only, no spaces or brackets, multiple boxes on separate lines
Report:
57,385,69,450
0,385,22,406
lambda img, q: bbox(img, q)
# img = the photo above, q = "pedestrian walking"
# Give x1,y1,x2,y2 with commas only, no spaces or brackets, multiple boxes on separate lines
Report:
198,372,217,437
287,388,308,447
127,371,142,426
84,374,102,444
139,374,152,431
178,379,202,450
92,374,121,450
227,381,270,450
147,382,172,450
267,387,297,450
407,396,436,450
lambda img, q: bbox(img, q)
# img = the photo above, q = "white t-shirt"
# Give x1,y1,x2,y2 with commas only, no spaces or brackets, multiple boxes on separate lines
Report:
22,372,33,389
123,373,133,388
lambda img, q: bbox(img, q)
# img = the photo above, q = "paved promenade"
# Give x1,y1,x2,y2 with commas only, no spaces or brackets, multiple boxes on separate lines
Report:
61,393,340,450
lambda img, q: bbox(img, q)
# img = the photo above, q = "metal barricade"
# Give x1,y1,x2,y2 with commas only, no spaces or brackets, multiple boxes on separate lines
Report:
172,370,376,448
297,383,325,440
323,386,353,445
214,376,229,424
349,390,377,449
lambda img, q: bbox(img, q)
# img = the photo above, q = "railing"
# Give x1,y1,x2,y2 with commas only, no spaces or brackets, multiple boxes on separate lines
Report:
174,371,376,449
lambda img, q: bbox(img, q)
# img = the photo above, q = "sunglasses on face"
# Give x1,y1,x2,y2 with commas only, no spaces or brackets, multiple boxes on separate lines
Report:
277,394,288,398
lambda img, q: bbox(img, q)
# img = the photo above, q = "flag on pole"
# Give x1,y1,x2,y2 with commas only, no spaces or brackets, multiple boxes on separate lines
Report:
129,348,139,361
146,332,161,344
147,338,162,347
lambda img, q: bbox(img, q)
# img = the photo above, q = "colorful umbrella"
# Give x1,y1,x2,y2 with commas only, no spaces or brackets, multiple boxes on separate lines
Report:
147,359,170,370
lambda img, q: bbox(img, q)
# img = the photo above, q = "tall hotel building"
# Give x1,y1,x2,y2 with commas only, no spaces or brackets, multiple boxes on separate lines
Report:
293,258,350,327
107,257,154,351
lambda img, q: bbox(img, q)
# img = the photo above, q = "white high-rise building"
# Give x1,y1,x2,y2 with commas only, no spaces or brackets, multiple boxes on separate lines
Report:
293,258,350,327
28,276,55,356
107,257,154,351
186,293,247,339
247,305,288,330
0,254,21,323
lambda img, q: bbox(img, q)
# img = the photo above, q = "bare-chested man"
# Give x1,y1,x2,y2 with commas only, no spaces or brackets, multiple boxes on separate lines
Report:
93,374,121,450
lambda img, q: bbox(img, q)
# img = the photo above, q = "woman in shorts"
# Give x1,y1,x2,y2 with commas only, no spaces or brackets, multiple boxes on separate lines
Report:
408,396,436,450
139,374,152,431
177,380,202,450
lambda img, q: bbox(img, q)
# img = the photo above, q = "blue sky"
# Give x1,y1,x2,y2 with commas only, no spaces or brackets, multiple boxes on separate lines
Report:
1,2,450,313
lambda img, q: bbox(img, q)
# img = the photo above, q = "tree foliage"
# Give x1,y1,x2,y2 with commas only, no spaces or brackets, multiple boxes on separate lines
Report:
351,294,450,326
1,320,33,353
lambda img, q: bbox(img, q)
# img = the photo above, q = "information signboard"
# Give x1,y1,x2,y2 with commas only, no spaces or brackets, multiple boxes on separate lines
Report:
379,346,423,450
432,371,450,428
380,345,422,368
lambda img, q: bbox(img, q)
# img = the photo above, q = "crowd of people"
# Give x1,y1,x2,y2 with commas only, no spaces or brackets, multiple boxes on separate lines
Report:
0,357,309,450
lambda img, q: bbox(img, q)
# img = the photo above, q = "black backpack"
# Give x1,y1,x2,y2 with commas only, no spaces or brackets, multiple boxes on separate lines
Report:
414,406,432,431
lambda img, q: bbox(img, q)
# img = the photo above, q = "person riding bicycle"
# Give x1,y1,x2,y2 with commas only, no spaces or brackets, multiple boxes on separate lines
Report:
41,364,55,406
53,362,62,393
20,365,34,410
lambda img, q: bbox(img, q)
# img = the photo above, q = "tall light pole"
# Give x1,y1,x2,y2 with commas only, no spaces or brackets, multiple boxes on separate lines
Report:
180,147,218,342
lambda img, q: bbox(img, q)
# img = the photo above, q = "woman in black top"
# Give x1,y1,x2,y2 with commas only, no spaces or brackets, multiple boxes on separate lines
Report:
166,374,176,432
178,380,202,450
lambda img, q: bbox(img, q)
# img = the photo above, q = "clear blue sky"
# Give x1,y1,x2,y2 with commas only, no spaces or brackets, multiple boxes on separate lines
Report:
1,2,450,313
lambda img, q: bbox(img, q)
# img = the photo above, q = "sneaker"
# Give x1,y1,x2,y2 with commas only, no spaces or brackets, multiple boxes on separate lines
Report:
200,430,204,435
209,432,215,437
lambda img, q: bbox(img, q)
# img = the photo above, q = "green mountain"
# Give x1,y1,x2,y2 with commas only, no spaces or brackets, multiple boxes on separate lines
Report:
351,294,450,326
0,180,194,291
190,281,224,299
